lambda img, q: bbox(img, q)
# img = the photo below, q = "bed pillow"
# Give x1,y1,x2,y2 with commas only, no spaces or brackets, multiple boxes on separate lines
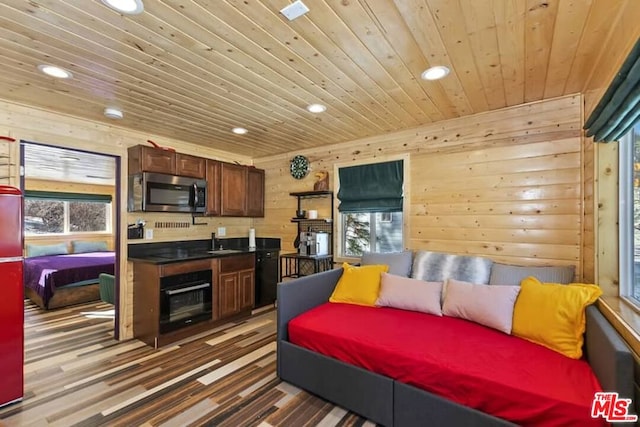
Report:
489,263,575,286
442,278,520,334
512,276,602,359
26,243,68,258
411,250,493,284
329,262,389,307
72,240,109,253
361,251,413,277
375,273,443,315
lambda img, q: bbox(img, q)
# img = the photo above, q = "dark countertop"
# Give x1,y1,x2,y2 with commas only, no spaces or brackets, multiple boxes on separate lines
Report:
128,237,281,265
128,248,255,265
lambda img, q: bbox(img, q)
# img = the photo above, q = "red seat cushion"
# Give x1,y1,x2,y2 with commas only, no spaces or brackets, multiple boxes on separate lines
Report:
288,302,605,426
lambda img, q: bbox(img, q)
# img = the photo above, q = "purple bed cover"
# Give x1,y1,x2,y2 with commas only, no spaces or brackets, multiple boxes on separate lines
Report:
23,252,116,305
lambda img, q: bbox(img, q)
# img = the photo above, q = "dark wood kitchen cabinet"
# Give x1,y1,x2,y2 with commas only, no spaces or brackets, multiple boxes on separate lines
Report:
218,254,255,319
246,167,265,217
220,162,248,216
219,162,265,217
132,258,215,348
205,159,222,216
128,145,176,175
128,145,206,179
175,153,206,179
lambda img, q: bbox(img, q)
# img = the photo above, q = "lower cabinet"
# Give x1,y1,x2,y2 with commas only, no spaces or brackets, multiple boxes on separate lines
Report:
132,254,255,348
218,254,255,319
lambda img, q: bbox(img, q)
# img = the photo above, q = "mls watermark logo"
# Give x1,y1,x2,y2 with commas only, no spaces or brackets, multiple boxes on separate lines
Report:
591,392,638,423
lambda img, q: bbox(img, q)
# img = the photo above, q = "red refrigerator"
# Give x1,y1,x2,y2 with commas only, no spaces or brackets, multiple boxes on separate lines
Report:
0,185,23,407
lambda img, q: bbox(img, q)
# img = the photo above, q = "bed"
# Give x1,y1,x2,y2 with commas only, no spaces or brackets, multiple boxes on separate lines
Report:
277,268,635,426
24,252,116,309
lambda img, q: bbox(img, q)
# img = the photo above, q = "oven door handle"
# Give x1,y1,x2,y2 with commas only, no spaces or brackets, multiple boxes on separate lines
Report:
165,282,210,295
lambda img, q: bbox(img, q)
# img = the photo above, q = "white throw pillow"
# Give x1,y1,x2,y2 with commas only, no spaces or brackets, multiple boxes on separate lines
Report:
375,273,443,316
442,278,520,334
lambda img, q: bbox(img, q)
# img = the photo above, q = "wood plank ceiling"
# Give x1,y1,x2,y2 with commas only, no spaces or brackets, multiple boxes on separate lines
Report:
0,0,635,158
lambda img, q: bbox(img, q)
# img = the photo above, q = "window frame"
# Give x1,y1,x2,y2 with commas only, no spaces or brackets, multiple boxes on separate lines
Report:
619,129,638,306
24,197,113,236
333,154,409,262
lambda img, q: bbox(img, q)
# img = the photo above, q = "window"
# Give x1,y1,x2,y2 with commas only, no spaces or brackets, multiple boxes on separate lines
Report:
620,123,640,303
342,212,403,257
337,158,405,258
24,192,112,235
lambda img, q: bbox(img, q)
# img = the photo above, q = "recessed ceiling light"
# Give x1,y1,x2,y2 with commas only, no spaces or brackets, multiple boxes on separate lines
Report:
421,65,450,81
307,103,327,113
101,0,144,14
232,127,248,135
104,107,124,119
37,65,73,79
60,155,79,161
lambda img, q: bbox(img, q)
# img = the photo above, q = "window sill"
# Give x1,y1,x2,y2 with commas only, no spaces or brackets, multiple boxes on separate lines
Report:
597,296,640,356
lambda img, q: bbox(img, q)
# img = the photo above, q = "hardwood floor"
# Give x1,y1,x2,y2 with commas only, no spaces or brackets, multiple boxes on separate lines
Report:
0,301,373,427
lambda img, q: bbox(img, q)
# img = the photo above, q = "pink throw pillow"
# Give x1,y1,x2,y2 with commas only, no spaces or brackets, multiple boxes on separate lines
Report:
375,272,443,316
442,278,520,334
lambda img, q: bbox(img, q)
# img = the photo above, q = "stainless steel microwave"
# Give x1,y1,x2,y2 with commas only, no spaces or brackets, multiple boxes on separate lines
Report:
128,172,206,213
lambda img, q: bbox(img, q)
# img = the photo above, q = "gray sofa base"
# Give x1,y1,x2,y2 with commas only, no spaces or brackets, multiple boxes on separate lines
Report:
279,340,514,427
276,268,634,427
279,340,394,426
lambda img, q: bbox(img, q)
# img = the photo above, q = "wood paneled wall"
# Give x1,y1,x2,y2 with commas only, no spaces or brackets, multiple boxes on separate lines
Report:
0,98,252,340
580,2,640,294
24,178,117,251
255,95,583,276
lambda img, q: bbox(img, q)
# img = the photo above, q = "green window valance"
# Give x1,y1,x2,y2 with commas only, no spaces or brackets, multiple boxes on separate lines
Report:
337,160,403,213
25,190,112,203
584,37,640,142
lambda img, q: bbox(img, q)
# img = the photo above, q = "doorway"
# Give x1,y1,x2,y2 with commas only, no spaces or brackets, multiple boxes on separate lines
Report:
20,141,121,339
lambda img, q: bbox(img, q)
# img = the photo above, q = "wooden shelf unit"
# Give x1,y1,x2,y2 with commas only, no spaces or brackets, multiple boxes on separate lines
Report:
281,191,335,279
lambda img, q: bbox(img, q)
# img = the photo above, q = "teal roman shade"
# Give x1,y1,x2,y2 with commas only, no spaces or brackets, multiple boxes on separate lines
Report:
25,190,112,203
584,37,640,142
337,160,403,213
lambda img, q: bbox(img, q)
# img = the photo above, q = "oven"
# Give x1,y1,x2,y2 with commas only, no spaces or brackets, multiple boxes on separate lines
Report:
159,269,212,334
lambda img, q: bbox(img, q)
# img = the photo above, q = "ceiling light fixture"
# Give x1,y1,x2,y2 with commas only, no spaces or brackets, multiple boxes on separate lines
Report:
101,0,144,14
280,0,309,21
37,65,73,79
421,65,450,81
232,127,248,135
104,107,124,119
306,103,327,113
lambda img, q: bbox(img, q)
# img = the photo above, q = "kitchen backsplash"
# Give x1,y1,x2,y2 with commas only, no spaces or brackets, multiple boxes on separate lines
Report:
126,211,253,243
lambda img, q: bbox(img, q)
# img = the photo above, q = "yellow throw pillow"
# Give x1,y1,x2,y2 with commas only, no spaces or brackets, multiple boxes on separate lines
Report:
329,263,389,307
512,276,602,359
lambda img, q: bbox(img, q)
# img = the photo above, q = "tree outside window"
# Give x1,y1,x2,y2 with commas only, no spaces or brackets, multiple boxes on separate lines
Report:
342,212,403,257
24,197,110,235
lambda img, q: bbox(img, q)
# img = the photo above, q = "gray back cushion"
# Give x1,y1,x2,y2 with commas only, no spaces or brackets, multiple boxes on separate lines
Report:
411,250,493,284
489,263,575,286
361,251,413,277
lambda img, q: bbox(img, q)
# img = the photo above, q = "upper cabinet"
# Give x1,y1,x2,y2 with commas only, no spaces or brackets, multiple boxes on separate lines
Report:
220,162,248,216
218,163,265,217
128,145,176,175
128,145,264,217
205,159,221,216
246,168,265,217
129,146,206,179
128,145,206,179
175,153,206,179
